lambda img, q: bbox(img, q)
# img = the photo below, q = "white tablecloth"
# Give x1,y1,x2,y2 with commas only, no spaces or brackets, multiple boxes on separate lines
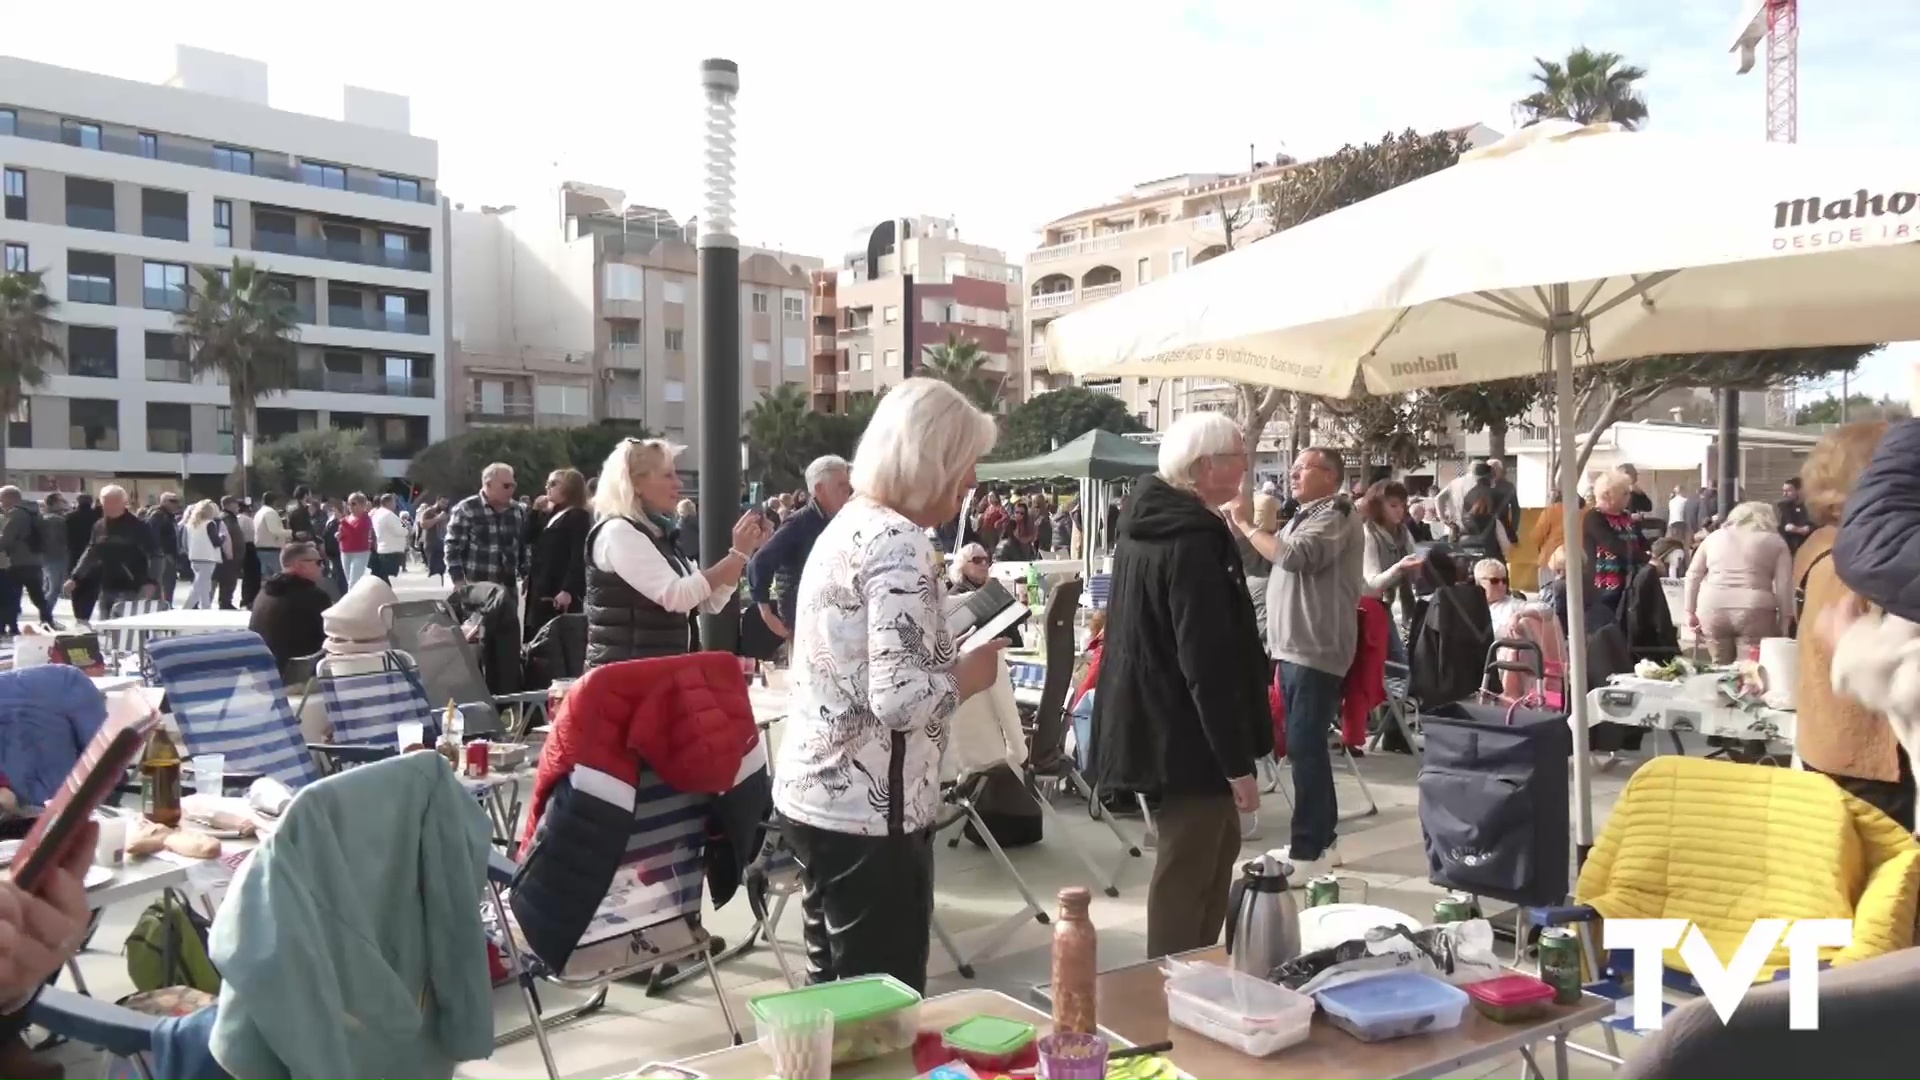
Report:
91,609,254,634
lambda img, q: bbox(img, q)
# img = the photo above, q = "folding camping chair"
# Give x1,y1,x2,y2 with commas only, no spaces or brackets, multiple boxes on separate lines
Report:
929,769,1054,979
383,598,549,740
491,769,742,1079
143,631,321,791
99,598,173,671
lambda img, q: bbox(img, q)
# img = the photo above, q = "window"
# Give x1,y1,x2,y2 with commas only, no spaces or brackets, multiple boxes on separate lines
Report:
60,120,101,150
784,337,804,368
377,175,421,201
662,279,687,305
145,331,188,382
858,351,873,371
68,398,118,451
64,177,115,232
751,342,770,362
663,379,686,403
300,161,347,189
146,403,193,454
604,263,643,301
1,168,20,220
3,244,24,274
65,252,115,305
212,146,253,174
138,132,159,159
883,305,900,324
66,326,118,378
215,406,234,455
0,110,13,136
1170,249,1188,274
782,295,803,320
608,320,640,346
885,349,900,368
535,384,589,415
751,291,769,314
664,328,685,352
143,261,188,311
1136,257,1151,285
380,231,410,266
213,200,232,248
140,188,188,241
7,398,26,450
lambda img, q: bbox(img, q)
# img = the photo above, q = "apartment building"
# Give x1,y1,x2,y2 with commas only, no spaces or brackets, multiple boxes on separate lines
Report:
448,182,823,454
0,48,447,501
808,269,838,412
1025,126,1503,432
830,216,1024,408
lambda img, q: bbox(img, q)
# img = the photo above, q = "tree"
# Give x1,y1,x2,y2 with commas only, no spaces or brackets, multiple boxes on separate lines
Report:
238,427,384,499
921,335,1003,412
1435,378,1545,459
812,392,881,461
0,270,59,480
1794,393,1909,426
1317,392,1453,471
1514,47,1650,129
744,383,816,492
1197,192,1257,264
407,420,657,503
996,386,1145,460
176,258,300,497
562,419,657,479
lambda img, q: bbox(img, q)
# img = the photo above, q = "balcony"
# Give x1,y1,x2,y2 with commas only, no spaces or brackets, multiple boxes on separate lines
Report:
836,371,852,392
142,215,189,242
606,344,645,369
1029,234,1125,265
253,230,432,273
143,287,188,312
838,322,872,336
811,334,836,353
465,399,534,423
1082,282,1122,303
1029,339,1049,362
1030,291,1076,311
294,369,435,398
145,358,191,383
0,113,438,205
65,205,115,232
811,375,836,394
607,395,647,421
326,307,430,335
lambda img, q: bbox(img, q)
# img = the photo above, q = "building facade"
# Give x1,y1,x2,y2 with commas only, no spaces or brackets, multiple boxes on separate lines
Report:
0,48,447,503
448,183,822,455
828,216,1024,409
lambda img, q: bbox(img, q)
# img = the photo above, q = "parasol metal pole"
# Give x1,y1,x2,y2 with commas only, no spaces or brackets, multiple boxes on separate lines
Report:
1717,390,1741,506
697,58,742,653
1552,281,1595,873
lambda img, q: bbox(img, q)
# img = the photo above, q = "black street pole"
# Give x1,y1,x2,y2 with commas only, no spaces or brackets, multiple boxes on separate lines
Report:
1717,388,1740,510
900,271,915,379
697,58,742,653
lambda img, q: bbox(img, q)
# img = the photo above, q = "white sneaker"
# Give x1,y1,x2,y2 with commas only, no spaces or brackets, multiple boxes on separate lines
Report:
1255,756,1281,794
1240,812,1261,842
1268,843,1342,884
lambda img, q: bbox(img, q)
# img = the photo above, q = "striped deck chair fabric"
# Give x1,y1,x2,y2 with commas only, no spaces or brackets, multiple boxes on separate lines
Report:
578,771,709,946
318,661,439,748
1086,573,1112,610
101,599,172,660
144,630,321,790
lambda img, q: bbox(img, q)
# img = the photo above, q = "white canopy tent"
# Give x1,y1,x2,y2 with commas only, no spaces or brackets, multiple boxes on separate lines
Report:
1046,120,1920,861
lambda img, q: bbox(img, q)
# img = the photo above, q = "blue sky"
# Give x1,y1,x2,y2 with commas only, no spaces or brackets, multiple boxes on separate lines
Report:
9,0,1916,400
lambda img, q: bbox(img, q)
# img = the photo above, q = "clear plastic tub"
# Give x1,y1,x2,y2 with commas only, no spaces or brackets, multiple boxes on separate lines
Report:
1314,973,1469,1043
748,974,922,1065
1164,961,1315,1057
1464,975,1556,1024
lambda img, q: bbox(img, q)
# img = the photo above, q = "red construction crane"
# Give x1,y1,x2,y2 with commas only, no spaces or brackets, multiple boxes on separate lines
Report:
1732,0,1799,143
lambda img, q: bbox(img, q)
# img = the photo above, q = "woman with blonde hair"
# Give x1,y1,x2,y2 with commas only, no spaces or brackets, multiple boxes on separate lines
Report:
1579,468,1646,614
182,499,229,610
773,379,1006,993
528,468,591,640
583,440,769,669
1793,421,1907,826
1683,500,1793,662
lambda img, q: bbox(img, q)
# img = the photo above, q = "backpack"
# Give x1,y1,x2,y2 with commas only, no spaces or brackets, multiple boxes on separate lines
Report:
125,898,221,995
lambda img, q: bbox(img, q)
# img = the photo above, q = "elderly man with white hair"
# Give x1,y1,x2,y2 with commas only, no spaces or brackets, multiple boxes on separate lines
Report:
62,483,159,616
747,454,854,642
1090,411,1274,959
444,462,530,593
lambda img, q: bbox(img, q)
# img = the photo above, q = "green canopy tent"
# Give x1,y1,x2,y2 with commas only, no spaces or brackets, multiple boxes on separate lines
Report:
973,429,1157,577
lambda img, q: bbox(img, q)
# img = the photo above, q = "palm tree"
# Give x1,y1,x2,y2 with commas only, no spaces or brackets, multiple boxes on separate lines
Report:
744,382,814,492
921,334,1003,413
0,270,60,479
175,258,300,496
1515,47,1650,130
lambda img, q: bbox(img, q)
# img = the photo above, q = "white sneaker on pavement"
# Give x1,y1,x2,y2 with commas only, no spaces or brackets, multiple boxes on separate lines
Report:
1240,811,1261,842
1268,843,1342,884
1255,756,1281,795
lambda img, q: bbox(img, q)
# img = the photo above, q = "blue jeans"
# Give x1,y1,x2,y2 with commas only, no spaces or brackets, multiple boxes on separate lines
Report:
1279,660,1344,858
344,550,370,588
256,548,281,580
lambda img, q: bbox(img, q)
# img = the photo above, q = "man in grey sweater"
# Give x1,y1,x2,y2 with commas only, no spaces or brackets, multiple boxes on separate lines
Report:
1233,445,1363,871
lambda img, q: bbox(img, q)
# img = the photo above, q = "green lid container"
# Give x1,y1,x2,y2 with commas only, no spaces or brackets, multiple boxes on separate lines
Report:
747,973,921,1026
942,1015,1037,1056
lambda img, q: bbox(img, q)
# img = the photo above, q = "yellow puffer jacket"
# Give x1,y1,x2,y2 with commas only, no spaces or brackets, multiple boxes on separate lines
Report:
1577,756,1920,979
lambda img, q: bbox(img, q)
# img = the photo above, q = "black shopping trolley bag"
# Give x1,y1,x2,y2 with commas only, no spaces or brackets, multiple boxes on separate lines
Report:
1416,698,1572,907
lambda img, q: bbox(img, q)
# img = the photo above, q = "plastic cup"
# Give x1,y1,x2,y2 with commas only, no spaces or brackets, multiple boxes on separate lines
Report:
193,753,225,797
760,1004,833,1080
398,721,427,752
1037,1032,1108,1080
93,814,126,868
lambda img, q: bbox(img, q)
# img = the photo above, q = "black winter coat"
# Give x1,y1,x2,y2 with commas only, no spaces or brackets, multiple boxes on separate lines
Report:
1835,418,1920,624
1088,474,1273,797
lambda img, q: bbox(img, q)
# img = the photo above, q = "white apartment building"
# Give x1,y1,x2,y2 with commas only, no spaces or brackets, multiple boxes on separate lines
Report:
0,47,447,503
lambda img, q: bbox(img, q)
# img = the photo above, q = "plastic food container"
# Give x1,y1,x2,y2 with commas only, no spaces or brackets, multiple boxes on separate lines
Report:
1314,972,1470,1043
1165,961,1315,1057
748,974,922,1065
941,1015,1037,1074
1464,974,1557,1024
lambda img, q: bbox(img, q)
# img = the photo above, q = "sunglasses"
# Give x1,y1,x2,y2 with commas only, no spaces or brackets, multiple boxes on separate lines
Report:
967,556,990,565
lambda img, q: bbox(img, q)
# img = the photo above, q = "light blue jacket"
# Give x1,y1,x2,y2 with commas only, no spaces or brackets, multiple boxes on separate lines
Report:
209,752,493,1079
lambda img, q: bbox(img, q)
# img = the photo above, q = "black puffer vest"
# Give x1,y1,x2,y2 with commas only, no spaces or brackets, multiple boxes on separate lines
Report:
584,516,697,670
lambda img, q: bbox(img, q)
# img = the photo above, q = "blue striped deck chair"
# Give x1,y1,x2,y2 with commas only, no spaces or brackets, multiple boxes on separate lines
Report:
1086,572,1112,610
314,652,438,751
101,599,172,668
144,630,320,791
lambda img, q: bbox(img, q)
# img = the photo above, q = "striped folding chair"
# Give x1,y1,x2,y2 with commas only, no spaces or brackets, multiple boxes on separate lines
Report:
100,599,173,669
144,630,321,791
1085,572,1112,610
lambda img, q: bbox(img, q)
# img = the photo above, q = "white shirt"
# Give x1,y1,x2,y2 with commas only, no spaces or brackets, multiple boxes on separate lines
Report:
370,507,409,554
253,505,288,548
589,517,732,615
1668,494,1689,524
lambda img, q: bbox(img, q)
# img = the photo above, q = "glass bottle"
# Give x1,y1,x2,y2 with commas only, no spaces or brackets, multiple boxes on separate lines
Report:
141,728,183,828
1051,886,1098,1035
437,699,463,768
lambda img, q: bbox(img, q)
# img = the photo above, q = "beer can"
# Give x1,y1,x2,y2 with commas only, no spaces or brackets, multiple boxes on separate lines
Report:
464,740,490,779
1305,874,1340,908
1538,928,1582,1005
1433,893,1476,924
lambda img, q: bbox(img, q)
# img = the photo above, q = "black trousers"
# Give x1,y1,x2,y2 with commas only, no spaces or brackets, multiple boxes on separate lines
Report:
240,543,261,607
780,817,934,994
215,559,238,609
3,566,54,629
1809,748,1915,832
